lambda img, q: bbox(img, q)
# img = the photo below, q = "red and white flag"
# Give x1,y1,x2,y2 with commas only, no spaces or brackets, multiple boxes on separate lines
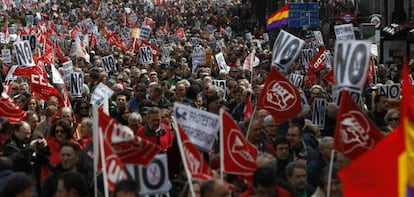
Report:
242,49,259,71
71,35,90,63
324,68,335,85
221,111,258,175
0,92,27,124
160,21,169,35
334,90,384,160
257,68,302,123
243,95,252,122
176,124,214,180
98,132,128,191
144,17,156,28
30,74,64,105
309,46,328,72
98,107,161,165
69,26,80,39
175,28,185,40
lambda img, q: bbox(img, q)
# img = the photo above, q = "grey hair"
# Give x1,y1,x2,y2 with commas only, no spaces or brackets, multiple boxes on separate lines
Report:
384,109,400,124
128,112,142,122
257,153,278,172
318,136,334,150
263,115,275,127
286,161,307,177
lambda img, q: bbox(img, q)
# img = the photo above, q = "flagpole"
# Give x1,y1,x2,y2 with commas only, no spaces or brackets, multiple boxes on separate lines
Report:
171,117,196,197
326,149,336,197
219,109,224,181
92,105,99,197
245,106,257,139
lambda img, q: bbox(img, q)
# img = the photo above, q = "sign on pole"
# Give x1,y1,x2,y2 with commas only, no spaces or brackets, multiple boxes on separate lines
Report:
312,98,326,129
272,30,305,72
334,24,356,40
174,103,220,152
90,83,114,106
102,55,117,73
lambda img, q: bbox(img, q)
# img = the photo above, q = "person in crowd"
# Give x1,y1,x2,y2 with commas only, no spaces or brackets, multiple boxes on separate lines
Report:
263,115,279,144
113,179,139,197
35,104,58,138
239,166,293,197
135,107,174,152
74,100,91,125
307,137,334,188
60,107,81,140
247,119,274,154
287,124,317,163
206,95,222,115
368,93,389,130
25,97,42,119
78,118,93,148
0,156,13,186
148,83,171,108
25,111,42,140
117,104,132,126
273,137,291,182
55,171,88,197
0,172,34,197
179,180,202,197
286,161,315,197
48,120,76,166
43,141,91,197
311,166,343,197
200,179,230,197
383,108,400,132
127,112,142,133
110,91,130,119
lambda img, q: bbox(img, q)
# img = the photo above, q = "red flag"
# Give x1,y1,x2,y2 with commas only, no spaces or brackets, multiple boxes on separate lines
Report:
98,133,128,191
339,127,404,196
256,68,302,123
221,111,258,175
30,74,64,103
54,41,69,62
367,56,376,84
324,68,335,85
0,93,27,124
69,26,80,39
334,90,384,160
160,21,169,35
175,28,185,40
176,124,214,180
243,95,252,122
144,17,156,28
89,32,98,49
98,107,161,165
309,46,328,72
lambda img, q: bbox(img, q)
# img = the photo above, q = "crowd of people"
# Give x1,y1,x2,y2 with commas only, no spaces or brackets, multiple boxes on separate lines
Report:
0,0,403,196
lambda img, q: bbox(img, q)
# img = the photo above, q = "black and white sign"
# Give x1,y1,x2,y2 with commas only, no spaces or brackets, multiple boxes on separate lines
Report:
62,61,74,83
14,40,35,67
245,32,252,41
288,73,304,88
379,83,401,99
334,24,356,40
21,34,37,53
26,15,34,27
312,98,327,129
174,103,220,151
191,46,206,73
263,33,269,42
90,83,114,106
161,46,170,64
102,55,117,73
272,30,305,72
333,88,361,106
215,52,229,72
334,40,370,91
2,49,11,64
139,25,152,41
139,46,154,64
212,80,226,92
70,72,84,97
301,49,316,69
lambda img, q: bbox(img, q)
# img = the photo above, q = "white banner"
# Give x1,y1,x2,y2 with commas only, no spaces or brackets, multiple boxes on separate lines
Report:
312,98,327,129
161,46,170,64
334,24,356,40
51,64,64,84
191,46,206,73
90,83,114,106
139,25,152,41
70,72,84,97
334,40,371,91
62,61,74,83
215,52,229,72
2,49,11,64
174,102,220,151
102,54,117,73
14,40,35,67
272,30,305,72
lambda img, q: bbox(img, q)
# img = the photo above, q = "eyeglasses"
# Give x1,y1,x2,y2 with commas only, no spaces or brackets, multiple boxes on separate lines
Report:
388,117,399,122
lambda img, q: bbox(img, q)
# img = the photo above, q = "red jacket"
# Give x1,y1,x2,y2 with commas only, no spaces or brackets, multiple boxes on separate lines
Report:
239,186,293,197
135,123,174,152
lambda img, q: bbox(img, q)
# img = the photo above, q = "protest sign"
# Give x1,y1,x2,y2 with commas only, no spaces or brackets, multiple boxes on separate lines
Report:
140,46,154,64
215,52,229,72
139,25,152,41
14,40,35,67
272,30,305,72
102,55,117,73
70,72,84,97
312,98,327,129
2,49,11,64
21,34,37,53
334,24,356,40
379,84,401,99
192,46,206,73
212,80,227,98
288,73,304,88
91,83,115,106
174,103,220,152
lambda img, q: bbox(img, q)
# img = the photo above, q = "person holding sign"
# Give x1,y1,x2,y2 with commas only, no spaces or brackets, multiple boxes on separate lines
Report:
367,94,389,131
